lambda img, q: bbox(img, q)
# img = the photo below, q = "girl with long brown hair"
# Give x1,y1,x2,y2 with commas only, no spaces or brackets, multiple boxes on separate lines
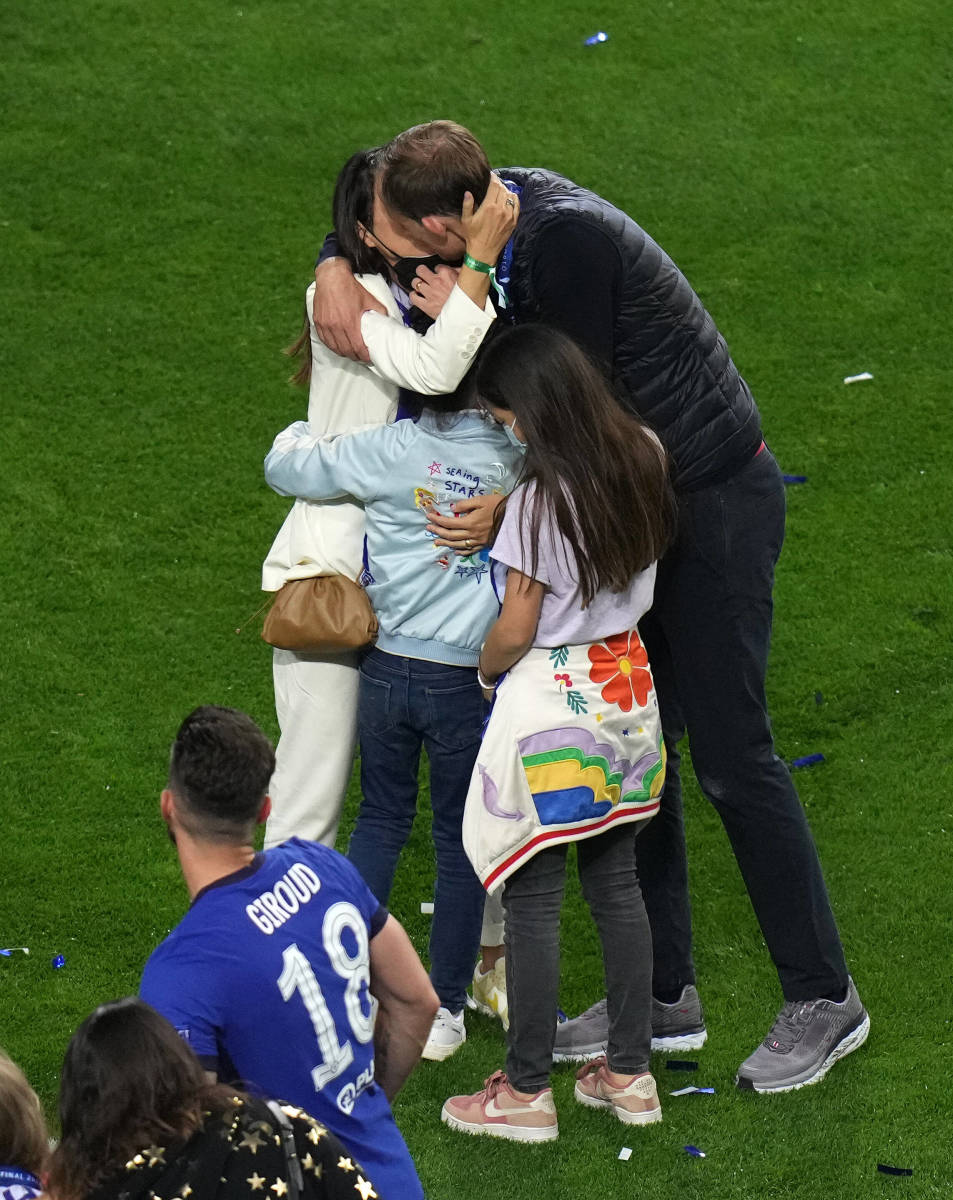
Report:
441,323,676,1141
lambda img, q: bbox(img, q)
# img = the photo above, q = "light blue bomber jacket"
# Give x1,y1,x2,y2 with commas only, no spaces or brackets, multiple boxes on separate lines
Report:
264,412,523,667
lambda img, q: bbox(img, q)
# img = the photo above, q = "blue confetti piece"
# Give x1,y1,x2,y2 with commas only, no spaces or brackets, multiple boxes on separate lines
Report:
0,950,10,957
556,1008,568,1023
51,954,66,969
1,947,29,956
684,1145,707,1158
877,1164,913,1177
783,474,808,484
584,31,608,44
792,753,825,769
696,1087,716,1093
666,1059,699,1071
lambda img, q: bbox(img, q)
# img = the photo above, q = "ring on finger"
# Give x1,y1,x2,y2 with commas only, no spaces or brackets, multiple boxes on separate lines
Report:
505,198,516,208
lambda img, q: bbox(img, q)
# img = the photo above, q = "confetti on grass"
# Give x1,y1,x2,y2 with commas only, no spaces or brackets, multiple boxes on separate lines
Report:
584,31,608,44
684,1145,707,1158
618,1147,633,1161
0,947,30,956
783,474,808,484
419,902,434,915
670,1086,716,1095
51,955,66,969
877,1164,913,1177
791,753,826,768
666,1060,699,1071
844,372,874,384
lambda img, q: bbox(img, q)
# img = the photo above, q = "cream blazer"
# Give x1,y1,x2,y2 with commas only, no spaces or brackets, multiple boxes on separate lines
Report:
262,276,495,590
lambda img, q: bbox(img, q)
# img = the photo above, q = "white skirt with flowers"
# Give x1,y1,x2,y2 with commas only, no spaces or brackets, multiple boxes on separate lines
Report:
463,629,666,893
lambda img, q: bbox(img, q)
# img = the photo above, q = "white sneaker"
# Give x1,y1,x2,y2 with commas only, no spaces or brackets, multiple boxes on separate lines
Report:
468,958,509,1030
423,1007,466,1062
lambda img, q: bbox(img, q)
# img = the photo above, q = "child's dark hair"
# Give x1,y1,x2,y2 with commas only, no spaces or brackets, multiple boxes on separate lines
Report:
476,324,675,607
48,998,243,1200
287,147,386,384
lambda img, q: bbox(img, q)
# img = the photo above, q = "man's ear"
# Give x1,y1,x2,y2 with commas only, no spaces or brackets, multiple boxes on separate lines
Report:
421,215,449,237
259,795,272,825
160,788,176,825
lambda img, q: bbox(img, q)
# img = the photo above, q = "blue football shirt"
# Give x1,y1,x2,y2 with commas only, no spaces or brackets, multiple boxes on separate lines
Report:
141,838,422,1200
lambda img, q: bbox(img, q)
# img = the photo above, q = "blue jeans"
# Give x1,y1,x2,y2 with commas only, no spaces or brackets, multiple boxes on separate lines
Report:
348,648,488,1013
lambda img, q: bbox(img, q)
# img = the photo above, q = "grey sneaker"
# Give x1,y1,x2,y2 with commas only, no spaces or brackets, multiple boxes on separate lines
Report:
735,977,869,1093
553,998,608,1063
553,986,708,1062
650,985,707,1052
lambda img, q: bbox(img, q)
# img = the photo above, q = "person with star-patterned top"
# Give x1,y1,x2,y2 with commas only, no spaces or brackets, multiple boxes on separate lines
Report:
46,998,384,1200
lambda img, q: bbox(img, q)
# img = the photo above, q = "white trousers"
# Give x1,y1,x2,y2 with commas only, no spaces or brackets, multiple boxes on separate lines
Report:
481,889,505,946
263,648,360,849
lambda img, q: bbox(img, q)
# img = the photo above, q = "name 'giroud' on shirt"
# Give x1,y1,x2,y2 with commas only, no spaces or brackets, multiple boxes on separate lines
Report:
245,861,322,934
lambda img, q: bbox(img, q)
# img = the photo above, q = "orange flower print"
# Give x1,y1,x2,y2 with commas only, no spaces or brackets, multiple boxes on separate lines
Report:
588,632,653,712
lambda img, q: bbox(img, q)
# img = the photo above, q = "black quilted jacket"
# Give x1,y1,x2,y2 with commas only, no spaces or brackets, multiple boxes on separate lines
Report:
500,167,764,491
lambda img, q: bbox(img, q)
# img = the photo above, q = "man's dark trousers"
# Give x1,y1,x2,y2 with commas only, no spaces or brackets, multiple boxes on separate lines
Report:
637,446,849,1003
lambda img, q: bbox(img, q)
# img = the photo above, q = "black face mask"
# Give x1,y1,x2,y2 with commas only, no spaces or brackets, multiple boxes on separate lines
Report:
391,252,451,294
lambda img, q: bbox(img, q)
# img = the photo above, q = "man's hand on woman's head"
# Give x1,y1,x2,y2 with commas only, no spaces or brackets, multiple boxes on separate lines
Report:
461,174,520,264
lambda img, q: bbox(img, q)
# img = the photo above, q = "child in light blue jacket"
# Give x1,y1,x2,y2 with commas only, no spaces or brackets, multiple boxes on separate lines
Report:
265,393,522,1060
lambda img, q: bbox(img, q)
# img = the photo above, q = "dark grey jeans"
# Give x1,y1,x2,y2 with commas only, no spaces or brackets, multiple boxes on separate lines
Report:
637,446,849,1002
502,824,652,1092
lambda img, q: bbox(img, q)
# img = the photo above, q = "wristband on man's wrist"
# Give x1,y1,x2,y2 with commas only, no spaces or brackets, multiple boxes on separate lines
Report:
463,253,495,274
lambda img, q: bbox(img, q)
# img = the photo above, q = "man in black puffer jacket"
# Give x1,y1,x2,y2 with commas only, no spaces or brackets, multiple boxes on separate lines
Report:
312,122,868,1095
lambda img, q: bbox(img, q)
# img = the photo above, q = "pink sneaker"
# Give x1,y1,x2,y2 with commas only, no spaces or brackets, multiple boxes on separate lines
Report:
442,1070,558,1142
574,1057,662,1125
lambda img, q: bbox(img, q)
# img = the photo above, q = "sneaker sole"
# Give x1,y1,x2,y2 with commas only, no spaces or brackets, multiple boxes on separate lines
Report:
651,1028,708,1053
553,1046,605,1064
736,1011,870,1094
573,1084,662,1125
422,1037,466,1063
441,1106,558,1142
554,1026,708,1062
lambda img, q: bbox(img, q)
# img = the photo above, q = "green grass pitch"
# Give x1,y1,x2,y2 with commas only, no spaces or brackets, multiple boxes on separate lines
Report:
1,0,951,1195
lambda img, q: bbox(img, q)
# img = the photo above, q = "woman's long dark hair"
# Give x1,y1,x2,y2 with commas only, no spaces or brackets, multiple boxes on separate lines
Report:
287,147,386,385
476,324,675,607
47,998,239,1200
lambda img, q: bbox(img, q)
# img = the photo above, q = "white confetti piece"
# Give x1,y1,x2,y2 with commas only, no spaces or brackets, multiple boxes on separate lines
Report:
844,372,874,384
618,1147,633,1161
420,902,435,914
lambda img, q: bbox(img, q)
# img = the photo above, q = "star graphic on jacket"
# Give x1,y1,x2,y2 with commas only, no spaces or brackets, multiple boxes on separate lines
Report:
302,1152,323,1178
308,1126,325,1145
240,1128,266,1154
338,1157,357,1173
270,1179,288,1196
247,1174,266,1192
145,1145,166,1167
354,1176,378,1200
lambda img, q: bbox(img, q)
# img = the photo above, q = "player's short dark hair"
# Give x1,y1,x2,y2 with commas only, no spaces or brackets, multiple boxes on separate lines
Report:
379,120,491,220
168,706,275,844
